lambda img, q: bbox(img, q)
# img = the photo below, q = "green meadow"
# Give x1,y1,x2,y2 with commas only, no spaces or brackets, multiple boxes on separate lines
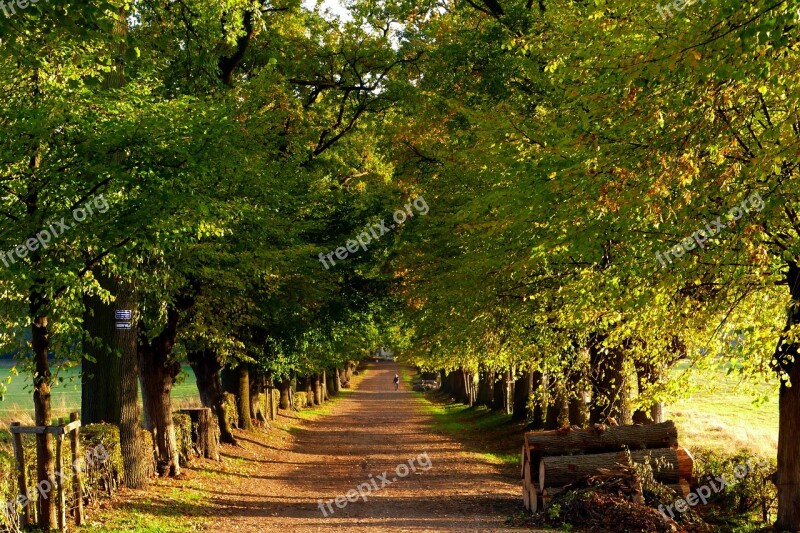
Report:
0,362,199,422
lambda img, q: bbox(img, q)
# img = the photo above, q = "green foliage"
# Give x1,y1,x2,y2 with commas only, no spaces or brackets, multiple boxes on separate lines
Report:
691,448,777,526
81,423,125,494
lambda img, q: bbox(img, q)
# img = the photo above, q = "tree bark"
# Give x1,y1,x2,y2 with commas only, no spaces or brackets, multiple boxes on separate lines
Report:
524,421,678,459
492,372,506,411
249,368,268,425
187,349,237,444
477,371,493,407
465,371,477,406
513,370,532,422
775,262,800,531
633,358,663,424
530,370,545,429
279,376,292,410
544,379,568,430
31,308,57,529
81,270,121,425
311,374,322,406
326,370,338,397
137,307,182,477
439,370,451,395
237,366,253,430
114,281,149,488
568,348,588,426
178,408,219,461
589,339,631,424
539,447,692,489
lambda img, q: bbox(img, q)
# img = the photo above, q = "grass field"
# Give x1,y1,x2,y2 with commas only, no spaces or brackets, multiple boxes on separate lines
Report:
0,362,199,423
666,360,779,456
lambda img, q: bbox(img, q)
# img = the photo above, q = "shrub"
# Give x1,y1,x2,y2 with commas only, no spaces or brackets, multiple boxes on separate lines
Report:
294,392,308,410
81,423,124,498
222,392,238,429
0,451,21,533
690,448,777,525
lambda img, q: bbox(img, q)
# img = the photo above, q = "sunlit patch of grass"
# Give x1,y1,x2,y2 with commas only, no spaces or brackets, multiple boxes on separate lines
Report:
413,388,519,466
666,361,778,456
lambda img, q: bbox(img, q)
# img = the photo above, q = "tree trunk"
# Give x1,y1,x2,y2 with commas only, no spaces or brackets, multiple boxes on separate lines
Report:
544,379,568,430
326,370,338,397
589,340,631,425
177,408,219,461
31,309,57,529
311,374,321,406
439,370,451,395
455,369,470,405
476,371,493,406
83,275,149,488
187,349,237,444
81,271,121,425
237,366,253,430
539,447,692,489
568,348,588,426
114,281,149,488
333,368,341,393
775,262,800,531
249,368,267,426
513,370,532,422
650,403,664,424
492,372,505,411
633,358,663,424
466,371,477,406
298,374,312,400
504,370,513,414
450,371,461,402
137,307,182,477
568,395,588,427
524,421,678,459
530,370,545,429
279,377,292,410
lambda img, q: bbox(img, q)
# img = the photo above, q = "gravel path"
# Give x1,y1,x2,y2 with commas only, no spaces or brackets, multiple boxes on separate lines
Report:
214,362,534,532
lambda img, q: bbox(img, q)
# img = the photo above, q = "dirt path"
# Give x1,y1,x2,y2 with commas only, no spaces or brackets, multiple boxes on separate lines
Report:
214,362,529,532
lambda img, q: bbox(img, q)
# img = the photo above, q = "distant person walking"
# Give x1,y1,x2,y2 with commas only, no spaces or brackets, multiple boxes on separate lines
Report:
393,374,400,391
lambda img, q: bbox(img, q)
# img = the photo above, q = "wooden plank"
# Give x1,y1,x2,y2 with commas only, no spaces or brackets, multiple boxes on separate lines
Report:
524,421,679,460
539,447,691,488
9,426,49,435
56,419,66,532
10,422,32,526
9,421,81,436
60,420,81,435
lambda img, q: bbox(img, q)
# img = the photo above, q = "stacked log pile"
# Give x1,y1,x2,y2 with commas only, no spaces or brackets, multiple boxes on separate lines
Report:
521,421,694,512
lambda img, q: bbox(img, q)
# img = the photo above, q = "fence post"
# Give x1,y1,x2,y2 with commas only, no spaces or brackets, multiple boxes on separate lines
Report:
10,422,31,526
56,419,66,532
69,412,84,525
